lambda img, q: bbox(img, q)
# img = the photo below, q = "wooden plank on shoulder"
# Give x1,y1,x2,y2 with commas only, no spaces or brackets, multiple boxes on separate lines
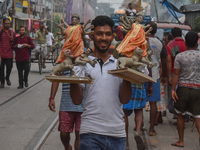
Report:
108,68,156,84
45,75,94,84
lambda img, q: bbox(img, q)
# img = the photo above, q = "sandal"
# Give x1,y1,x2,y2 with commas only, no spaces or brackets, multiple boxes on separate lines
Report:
171,142,184,148
149,130,157,136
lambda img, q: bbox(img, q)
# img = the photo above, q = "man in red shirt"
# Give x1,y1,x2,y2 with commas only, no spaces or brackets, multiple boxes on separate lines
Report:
166,27,186,114
13,26,34,89
0,18,15,88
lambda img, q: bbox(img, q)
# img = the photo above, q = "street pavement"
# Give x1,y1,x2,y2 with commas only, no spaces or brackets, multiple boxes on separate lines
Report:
0,62,200,150
0,62,61,150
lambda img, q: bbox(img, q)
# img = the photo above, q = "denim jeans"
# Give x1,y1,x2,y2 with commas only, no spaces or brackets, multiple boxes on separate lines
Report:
79,133,126,150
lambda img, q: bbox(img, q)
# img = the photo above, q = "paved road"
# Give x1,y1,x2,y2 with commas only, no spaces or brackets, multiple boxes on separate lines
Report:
0,62,199,150
0,63,61,150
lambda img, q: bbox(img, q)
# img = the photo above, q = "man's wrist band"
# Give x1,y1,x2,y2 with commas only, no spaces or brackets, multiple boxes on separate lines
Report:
49,97,54,101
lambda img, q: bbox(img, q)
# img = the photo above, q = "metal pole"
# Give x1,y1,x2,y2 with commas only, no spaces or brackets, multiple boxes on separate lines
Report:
12,0,16,30
40,0,42,19
154,0,159,22
44,0,46,20
51,0,53,32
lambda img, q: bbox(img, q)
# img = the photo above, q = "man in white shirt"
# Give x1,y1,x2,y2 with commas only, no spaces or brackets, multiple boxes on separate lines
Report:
126,3,136,16
46,28,54,58
70,15,132,150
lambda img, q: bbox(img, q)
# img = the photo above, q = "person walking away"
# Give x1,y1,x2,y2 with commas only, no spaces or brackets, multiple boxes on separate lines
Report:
0,18,15,88
145,21,162,136
12,26,34,89
70,15,132,150
171,31,200,148
35,22,48,68
49,71,83,150
166,27,186,117
46,28,54,59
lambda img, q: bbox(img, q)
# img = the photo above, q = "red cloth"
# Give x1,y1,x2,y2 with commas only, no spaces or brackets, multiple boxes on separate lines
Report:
0,29,15,58
116,26,123,41
13,35,34,62
166,37,186,73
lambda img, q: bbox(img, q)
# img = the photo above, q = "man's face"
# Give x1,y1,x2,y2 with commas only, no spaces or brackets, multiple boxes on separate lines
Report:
92,25,113,53
19,27,26,36
40,24,44,30
71,17,79,25
3,20,10,29
129,4,132,9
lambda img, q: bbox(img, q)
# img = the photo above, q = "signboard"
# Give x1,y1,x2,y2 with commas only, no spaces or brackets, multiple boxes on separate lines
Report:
33,21,40,30
16,0,23,12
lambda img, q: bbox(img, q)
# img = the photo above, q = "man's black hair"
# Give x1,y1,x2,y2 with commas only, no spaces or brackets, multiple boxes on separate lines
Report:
91,15,114,33
3,18,10,23
185,31,198,48
145,21,157,35
171,27,182,38
128,3,132,6
164,32,173,41
19,26,26,31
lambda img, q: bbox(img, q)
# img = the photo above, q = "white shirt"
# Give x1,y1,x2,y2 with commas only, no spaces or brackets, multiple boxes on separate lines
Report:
46,32,54,46
126,8,136,16
148,37,162,80
75,55,126,137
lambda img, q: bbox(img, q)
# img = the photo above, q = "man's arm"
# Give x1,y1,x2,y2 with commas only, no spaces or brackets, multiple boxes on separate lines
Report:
44,26,49,35
12,37,18,49
51,34,55,43
167,55,172,85
23,38,35,49
171,69,180,103
70,83,83,105
48,82,59,112
119,80,132,104
29,38,35,49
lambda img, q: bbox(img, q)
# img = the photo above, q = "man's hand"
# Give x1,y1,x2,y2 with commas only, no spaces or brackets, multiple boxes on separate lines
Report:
48,100,56,112
172,90,178,103
23,44,30,48
61,19,64,23
10,33,14,41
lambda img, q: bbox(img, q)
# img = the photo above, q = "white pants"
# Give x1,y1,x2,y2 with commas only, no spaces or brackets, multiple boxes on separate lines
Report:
35,44,47,58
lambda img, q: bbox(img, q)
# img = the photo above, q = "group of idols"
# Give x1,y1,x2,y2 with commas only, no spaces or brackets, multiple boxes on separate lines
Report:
48,12,157,83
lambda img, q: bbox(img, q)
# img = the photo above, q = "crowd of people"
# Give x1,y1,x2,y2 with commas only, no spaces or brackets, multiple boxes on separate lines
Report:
46,13,200,150
1,9,200,150
0,18,54,89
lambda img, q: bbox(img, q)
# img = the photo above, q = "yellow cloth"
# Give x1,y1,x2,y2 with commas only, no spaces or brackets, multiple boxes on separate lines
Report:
116,23,147,58
56,24,84,63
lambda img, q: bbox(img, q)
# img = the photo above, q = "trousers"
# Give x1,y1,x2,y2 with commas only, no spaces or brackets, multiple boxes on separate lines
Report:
16,60,30,86
0,58,13,85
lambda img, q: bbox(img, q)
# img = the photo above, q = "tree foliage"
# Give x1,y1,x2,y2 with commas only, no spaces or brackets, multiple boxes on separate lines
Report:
194,15,200,32
190,0,200,3
53,14,61,38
